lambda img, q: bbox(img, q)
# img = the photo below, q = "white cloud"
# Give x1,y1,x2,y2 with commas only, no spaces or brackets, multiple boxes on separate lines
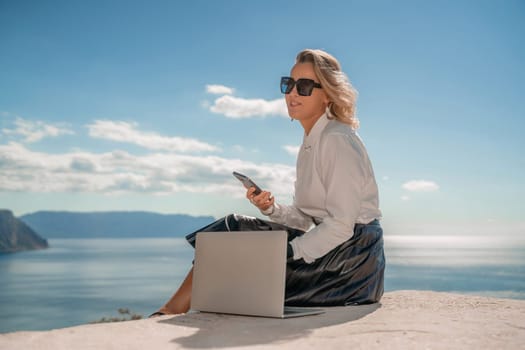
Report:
2,117,74,143
204,83,289,119
87,120,220,153
401,195,410,201
209,95,287,118
206,84,235,95
402,180,440,192
283,145,300,157
0,142,295,197
382,176,390,181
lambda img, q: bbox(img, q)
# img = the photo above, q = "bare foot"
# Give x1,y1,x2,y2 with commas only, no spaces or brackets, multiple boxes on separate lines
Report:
151,267,193,318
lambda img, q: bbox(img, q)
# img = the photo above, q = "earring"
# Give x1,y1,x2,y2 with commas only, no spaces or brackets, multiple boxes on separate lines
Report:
326,103,333,118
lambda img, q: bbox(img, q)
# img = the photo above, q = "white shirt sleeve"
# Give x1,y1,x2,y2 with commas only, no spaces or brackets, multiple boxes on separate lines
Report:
261,202,314,232
289,132,365,263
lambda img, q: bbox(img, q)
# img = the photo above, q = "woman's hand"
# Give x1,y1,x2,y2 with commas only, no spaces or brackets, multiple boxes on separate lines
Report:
246,187,275,212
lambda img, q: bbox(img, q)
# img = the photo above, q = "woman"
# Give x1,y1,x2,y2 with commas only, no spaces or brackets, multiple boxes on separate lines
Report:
151,49,384,316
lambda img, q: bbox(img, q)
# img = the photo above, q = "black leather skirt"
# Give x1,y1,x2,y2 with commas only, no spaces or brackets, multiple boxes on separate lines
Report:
185,213,385,306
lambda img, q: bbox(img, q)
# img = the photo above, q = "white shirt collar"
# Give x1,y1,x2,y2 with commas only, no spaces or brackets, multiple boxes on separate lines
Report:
303,112,330,149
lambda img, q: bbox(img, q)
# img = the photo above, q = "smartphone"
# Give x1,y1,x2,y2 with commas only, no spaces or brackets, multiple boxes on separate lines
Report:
232,171,262,195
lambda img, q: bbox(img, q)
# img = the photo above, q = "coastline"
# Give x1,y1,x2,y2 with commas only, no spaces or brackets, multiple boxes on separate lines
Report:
1,290,524,350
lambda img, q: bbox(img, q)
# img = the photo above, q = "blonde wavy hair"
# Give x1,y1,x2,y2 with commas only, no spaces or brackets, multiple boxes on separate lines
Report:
296,49,359,129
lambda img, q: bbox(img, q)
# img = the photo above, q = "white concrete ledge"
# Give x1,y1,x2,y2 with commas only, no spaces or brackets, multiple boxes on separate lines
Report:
1,290,524,350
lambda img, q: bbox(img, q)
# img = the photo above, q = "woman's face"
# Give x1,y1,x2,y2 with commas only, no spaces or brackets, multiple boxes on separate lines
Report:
285,62,329,133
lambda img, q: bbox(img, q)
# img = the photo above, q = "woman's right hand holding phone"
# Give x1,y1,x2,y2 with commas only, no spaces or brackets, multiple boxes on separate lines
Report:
246,187,274,212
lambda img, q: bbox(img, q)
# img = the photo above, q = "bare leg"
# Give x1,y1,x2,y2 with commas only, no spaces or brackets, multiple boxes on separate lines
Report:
154,267,193,315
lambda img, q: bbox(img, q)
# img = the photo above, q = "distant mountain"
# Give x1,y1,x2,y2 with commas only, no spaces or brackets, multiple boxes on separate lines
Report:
20,211,216,238
0,209,49,253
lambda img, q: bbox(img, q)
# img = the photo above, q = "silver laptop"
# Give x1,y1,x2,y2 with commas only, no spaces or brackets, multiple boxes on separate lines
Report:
191,230,324,318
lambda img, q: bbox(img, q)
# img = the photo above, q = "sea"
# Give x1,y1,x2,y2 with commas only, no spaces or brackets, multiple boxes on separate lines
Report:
1,235,524,333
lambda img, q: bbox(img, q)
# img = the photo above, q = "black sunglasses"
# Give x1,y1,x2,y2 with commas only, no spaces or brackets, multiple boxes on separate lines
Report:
280,77,322,96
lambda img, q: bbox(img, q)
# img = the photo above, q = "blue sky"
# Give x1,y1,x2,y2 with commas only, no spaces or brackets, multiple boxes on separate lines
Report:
0,0,524,236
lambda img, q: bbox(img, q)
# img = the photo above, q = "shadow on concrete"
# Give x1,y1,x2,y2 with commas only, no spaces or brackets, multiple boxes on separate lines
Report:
159,303,380,348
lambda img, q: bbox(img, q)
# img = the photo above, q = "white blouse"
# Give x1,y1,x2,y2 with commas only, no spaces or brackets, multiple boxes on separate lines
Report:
264,113,382,263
